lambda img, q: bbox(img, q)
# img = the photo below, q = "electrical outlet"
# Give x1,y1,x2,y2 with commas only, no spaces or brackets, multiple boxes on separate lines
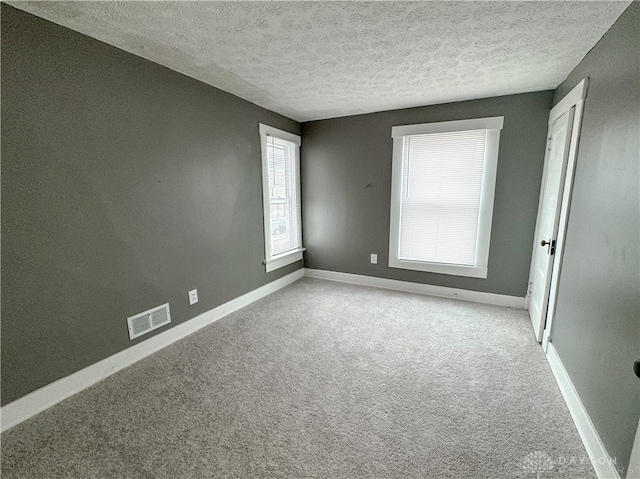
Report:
370,253,378,264
188,289,198,305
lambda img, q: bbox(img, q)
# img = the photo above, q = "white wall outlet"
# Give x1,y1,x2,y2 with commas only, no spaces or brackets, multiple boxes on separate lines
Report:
188,289,198,305
370,253,378,264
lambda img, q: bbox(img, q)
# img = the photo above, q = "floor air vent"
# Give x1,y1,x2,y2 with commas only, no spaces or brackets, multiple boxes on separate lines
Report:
127,303,171,340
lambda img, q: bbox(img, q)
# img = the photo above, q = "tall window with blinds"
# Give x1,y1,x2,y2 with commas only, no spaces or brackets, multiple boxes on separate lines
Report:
259,124,303,272
389,117,503,278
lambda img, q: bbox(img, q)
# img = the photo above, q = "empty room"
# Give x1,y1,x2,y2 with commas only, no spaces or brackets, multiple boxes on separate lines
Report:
1,1,638,478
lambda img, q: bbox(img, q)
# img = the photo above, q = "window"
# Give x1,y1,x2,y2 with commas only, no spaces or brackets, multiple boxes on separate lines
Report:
388,116,503,278
259,124,304,272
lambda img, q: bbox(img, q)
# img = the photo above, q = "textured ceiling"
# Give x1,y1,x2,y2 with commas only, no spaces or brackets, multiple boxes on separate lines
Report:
7,1,632,121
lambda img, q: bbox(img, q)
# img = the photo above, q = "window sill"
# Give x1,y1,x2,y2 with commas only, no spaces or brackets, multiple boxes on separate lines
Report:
264,248,305,273
389,257,487,279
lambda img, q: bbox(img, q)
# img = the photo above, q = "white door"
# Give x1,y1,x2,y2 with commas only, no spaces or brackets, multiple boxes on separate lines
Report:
528,108,575,342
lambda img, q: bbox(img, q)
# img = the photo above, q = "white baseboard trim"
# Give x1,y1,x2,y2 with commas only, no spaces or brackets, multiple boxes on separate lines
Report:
541,330,551,353
545,343,621,479
304,268,525,309
0,269,304,433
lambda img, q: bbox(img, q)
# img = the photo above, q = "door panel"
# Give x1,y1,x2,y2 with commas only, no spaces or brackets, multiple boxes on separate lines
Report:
528,108,575,342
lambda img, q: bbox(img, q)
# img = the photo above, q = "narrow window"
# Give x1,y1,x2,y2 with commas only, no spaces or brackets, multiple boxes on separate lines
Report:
389,117,503,278
259,124,303,272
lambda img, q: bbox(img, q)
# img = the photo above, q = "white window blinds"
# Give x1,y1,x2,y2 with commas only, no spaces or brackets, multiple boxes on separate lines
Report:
398,129,487,266
266,135,301,256
389,116,502,278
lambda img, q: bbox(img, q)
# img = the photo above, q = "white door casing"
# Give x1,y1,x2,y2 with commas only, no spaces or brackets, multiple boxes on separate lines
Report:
526,78,588,346
528,109,574,342
628,417,640,479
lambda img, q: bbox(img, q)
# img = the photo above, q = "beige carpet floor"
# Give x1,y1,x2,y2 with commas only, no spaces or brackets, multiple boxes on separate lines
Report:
1,278,596,478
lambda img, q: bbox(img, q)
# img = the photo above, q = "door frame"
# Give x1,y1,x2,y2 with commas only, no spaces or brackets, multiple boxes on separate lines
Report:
525,78,588,351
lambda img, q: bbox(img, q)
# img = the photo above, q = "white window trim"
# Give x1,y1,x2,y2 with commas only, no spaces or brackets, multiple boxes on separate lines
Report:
259,124,304,273
388,116,503,279
263,249,305,273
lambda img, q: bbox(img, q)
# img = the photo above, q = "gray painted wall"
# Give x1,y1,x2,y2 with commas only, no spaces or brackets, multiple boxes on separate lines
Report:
1,5,301,405
301,91,553,297
550,3,639,477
